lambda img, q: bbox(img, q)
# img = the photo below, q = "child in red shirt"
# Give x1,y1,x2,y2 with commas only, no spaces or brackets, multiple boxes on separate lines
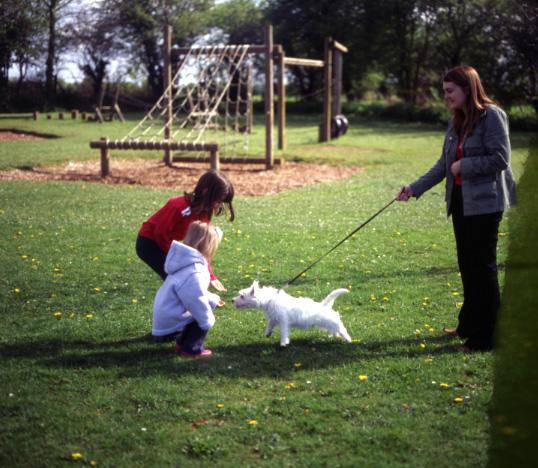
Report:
136,170,235,292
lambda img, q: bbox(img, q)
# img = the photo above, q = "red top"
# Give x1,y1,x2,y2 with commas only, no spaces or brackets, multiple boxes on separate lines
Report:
139,196,216,280
454,136,463,186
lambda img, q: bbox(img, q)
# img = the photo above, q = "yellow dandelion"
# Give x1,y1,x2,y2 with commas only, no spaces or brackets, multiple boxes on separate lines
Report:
90,461,97,466
424,357,433,363
439,383,450,389
453,396,464,403
132,299,138,304
216,403,224,409
247,419,258,425
428,327,435,332
279,396,286,401
294,362,302,368
419,342,427,349
14,288,21,294
370,295,377,301
85,313,94,320
53,267,61,273
452,291,460,296
94,287,101,292
383,296,389,302
358,374,368,381
21,255,28,260
53,312,62,319
71,452,83,460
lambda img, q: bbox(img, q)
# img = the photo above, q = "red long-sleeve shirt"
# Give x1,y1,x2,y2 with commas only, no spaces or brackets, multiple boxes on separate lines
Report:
139,196,216,280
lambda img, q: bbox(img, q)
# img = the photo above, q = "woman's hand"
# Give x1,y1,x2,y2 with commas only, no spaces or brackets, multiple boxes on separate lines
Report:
450,160,461,177
396,185,413,201
210,279,227,292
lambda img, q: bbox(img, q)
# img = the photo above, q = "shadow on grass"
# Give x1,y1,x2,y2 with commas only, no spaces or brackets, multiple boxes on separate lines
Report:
0,333,463,379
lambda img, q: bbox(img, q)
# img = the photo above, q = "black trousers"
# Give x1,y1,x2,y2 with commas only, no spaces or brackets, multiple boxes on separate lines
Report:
451,185,502,349
136,235,167,280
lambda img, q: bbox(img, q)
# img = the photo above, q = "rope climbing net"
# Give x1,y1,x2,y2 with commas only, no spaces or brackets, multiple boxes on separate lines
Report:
122,44,254,158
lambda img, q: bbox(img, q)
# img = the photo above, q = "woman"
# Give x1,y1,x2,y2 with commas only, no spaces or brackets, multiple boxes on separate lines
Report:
396,65,516,351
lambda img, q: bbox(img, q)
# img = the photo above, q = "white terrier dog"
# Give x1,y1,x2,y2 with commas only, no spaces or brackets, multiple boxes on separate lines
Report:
233,281,352,346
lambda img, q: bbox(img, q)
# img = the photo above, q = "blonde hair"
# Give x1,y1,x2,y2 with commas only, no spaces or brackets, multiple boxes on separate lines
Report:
183,221,221,259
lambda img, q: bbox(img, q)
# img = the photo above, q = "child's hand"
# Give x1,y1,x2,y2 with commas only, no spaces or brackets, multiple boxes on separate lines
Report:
217,299,225,308
211,279,227,292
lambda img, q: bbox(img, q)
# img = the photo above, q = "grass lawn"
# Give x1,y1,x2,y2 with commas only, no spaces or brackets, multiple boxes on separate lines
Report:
0,113,533,467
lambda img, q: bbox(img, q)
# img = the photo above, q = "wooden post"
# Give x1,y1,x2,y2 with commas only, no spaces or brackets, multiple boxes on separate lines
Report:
100,138,110,177
264,22,274,169
81,112,87,121
277,48,286,150
33,111,39,120
163,24,173,166
320,37,333,142
210,149,220,171
333,50,343,117
71,109,78,119
58,112,64,120
247,66,254,134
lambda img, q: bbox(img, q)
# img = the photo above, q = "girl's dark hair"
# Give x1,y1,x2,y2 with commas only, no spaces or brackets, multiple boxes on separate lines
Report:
186,170,235,221
443,65,495,137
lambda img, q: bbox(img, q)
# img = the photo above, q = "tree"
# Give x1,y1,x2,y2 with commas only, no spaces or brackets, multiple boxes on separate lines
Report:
69,3,123,104
41,0,75,108
108,0,214,100
0,0,45,110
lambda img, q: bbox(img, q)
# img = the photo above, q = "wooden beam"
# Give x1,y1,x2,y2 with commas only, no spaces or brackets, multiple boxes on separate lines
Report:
283,57,324,68
277,50,286,150
332,40,348,53
264,23,274,170
171,45,275,56
320,37,333,142
163,24,173,165
90,139,219,152
172,156,283,165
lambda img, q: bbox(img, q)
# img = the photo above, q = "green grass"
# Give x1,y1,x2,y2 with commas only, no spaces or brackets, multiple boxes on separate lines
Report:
0,114,533,467
488,137,538,467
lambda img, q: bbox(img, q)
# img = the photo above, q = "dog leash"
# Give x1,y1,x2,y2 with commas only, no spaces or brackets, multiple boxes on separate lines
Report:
283,197,398,288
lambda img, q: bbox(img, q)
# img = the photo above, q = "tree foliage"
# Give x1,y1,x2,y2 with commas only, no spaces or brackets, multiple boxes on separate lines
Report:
3,0,537,116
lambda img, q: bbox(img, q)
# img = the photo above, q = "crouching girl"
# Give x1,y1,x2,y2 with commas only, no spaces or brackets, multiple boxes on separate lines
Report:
152,221,223,359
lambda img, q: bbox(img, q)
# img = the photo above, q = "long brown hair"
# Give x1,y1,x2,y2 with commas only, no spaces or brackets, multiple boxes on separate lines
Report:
443,65,495,137
186,170,235,221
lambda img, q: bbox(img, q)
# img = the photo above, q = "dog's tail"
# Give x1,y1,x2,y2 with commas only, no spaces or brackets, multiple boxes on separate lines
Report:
321,288,349,309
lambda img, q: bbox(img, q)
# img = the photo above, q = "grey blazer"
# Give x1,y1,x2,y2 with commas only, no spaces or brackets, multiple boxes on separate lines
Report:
410,105,517,216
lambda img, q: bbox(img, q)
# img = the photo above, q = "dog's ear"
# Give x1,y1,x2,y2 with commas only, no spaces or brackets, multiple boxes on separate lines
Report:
251,280,259,295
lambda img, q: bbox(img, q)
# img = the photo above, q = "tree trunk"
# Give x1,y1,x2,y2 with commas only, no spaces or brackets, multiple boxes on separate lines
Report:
45,0,58,109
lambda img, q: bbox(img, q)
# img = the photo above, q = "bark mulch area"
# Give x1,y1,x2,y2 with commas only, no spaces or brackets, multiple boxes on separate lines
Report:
0,158,362,196
0,130,47,141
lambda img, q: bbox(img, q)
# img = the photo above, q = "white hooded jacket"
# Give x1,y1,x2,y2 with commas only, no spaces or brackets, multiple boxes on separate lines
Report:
152,240,219,336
